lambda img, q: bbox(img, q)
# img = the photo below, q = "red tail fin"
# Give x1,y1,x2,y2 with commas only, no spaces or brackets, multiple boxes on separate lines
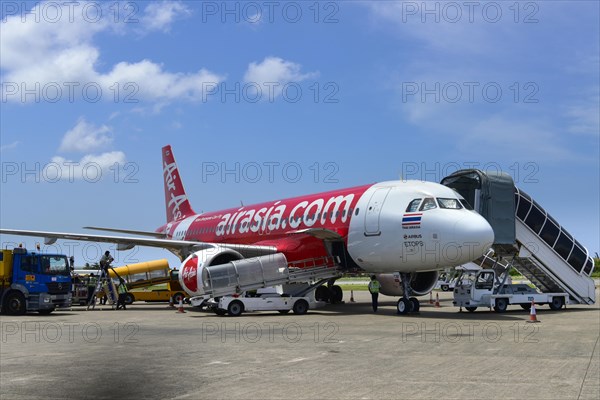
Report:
162,145,195,223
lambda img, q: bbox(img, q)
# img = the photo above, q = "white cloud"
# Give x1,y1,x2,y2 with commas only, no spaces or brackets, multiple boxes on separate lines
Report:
0,1,223,104
0,141,20,152
49,152,127,181
566,98,600,136
59,118,113,153
141,1,191,33
243,57,318,98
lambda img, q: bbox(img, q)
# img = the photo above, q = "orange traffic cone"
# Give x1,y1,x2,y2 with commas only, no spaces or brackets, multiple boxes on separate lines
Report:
527,300,539,323
435,293,441,308
429,292,434,304
176,299,186,313
350,290,355,303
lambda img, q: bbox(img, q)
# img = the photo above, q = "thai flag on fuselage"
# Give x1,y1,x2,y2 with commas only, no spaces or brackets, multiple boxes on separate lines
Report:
402,213,423,227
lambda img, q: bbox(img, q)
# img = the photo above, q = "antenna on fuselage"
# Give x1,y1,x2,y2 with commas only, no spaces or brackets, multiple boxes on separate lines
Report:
240,201,244,207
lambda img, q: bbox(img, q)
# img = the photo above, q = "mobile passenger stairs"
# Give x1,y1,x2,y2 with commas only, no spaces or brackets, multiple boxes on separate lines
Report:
189,254,343,315
442,170,596,310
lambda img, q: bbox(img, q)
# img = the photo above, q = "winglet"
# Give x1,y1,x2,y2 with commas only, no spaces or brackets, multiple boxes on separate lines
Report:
162,145,195,223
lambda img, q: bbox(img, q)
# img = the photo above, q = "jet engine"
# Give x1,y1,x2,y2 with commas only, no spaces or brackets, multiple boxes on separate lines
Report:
377,271,439,296
179,247,244,296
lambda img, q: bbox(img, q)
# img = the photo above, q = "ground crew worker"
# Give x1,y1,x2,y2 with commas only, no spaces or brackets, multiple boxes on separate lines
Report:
368,275,381,312
99,251,114,278
99,280,108,305
116,279,128,310
86,273,97,305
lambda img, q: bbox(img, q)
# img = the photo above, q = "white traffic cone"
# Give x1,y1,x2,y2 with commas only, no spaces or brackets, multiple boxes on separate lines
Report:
350,290,355,303
176,298,186,313
528,300,540,323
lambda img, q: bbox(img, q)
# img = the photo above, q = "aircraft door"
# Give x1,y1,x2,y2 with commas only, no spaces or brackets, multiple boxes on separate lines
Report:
364,188,390,236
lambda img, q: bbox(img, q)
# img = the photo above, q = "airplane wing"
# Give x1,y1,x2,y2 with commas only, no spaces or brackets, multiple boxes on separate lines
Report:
0,229,277,260
83,226,167,238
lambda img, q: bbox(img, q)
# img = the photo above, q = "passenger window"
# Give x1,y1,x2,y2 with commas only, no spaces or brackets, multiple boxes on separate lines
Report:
540,219,559,247
553,231,574,260
567,245,587,273
583,259,594,275
525,205,545,234
516,196,532,220
437,198,462,209
406,199,422,212
419,198,437,211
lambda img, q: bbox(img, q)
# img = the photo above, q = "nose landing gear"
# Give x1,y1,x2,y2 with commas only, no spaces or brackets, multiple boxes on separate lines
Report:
396,273,420,315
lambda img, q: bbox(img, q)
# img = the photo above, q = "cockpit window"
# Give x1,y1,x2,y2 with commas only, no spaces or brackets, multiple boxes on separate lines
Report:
437,198,462,209
406,199,422,212
419,198,437,211
459,199,473,210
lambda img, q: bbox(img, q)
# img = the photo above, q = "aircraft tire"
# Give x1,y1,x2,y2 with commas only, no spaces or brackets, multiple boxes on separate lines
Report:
329,285,343,303
409,297,420,312
315,285,330,302
397,298,411,315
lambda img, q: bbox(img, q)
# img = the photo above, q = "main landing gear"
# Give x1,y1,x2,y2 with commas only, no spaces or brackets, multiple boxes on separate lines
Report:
315,279,344,304
397,273,420,315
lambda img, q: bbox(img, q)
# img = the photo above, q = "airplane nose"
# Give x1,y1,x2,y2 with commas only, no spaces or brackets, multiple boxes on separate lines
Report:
453,213,495,261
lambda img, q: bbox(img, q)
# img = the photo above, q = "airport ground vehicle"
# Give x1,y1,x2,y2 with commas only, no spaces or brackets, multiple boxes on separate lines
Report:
435,271,457,292
127,281,187,304
453,268,569,312
0,248,72,315
204,286,325,316
108,259,188,304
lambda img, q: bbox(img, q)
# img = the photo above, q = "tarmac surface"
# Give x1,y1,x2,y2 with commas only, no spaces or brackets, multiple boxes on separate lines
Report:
1,290,599,400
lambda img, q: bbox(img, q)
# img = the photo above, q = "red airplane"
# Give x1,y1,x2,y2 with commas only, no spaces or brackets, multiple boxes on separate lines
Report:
1,145,494,313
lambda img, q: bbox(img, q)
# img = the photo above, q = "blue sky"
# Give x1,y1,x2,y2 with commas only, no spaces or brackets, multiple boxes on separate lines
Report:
1,0,598,268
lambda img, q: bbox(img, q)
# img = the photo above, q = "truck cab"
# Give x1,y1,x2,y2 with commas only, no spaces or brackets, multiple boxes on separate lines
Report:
1,248,72,315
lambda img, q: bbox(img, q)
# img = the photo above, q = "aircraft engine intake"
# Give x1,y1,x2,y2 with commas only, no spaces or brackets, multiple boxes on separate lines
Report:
179,247,244,296
377,271,439,296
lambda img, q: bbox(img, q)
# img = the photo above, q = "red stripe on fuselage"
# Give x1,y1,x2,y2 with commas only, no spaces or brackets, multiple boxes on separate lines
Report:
156,184,373,261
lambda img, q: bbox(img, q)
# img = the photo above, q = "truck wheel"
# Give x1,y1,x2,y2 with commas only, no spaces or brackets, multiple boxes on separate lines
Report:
441,285,449,292
520,303,532,311
38,308,54,315
227,300,244,316
5,292,27,315
549,296,564,311
293,300,309,315
493,298,508,313
465,306,477,312
124,293,135,305
214,308,227,316
173,292,185,304
329,285,343,303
